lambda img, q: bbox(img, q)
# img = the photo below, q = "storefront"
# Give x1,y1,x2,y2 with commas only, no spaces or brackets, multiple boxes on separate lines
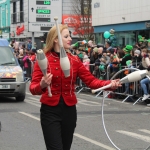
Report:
92,0,150,47
94,21,150,47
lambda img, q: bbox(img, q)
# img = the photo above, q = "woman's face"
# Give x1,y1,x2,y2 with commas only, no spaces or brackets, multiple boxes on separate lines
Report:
61,29,72,49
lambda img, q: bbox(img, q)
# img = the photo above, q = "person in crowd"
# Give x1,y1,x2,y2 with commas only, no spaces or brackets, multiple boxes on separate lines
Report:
18,48,25,70
115,45,132,66
109,48,125,77
82,54,90,71
132,49,142,67
13,42,20,57
98,49,110,80
23,49,31,78
101,48,110,65
140,48,150,101
88,41,96,73
75,48,83,62
29,50,36,77
27,39,32,51
105,40,112,54
94,47,103,66
10,40,15,49
147,39,150,51
108,29,117,48
91,47,99,77
29,24,121,150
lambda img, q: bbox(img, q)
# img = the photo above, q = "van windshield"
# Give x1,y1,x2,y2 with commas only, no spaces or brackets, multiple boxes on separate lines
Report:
0,46,17,65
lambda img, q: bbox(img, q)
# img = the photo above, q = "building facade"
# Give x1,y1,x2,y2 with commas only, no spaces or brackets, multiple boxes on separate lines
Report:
0,0,10,41
10,0,83,47
10,0,44,48
92,0,150,47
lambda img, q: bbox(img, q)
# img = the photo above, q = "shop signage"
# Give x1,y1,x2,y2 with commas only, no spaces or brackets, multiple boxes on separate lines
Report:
28,0,62,32
146,22,150,28
16,25,24,35
62,15,93,37
62,15,92,27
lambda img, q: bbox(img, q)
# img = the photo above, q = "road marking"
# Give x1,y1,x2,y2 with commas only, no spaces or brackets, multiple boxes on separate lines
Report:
19,112,115,150
78,98,104,106
26,97,40,102
78,115,101,119
19,112,40,121
74,133,115,150
116,130,150,143
26,92,41,98
139,129,150,135
78,101,102,106
78,98,100,104
25,101,41,107
25,99,40,104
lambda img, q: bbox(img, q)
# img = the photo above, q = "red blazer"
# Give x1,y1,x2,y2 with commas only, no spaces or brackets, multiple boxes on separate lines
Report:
29,52,111,106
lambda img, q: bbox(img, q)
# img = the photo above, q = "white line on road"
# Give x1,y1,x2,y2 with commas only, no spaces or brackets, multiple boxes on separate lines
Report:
78,98,100,104
25,101,41,107
19,111,115,150
116,130,150,143
139,129,150,135
19,112,40,121
26,97,40,102
26,92,41,98
78,115,101,119
74,133,115,150
78,101,102,106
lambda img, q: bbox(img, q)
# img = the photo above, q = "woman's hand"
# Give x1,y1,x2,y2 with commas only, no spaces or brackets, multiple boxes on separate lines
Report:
110,79,122,90
40,73,53,89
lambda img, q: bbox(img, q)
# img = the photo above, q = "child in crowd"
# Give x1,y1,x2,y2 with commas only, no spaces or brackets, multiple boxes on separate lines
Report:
82,55,90,71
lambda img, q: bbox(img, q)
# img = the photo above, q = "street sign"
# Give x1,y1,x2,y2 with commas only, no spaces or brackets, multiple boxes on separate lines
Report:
28,0,62,32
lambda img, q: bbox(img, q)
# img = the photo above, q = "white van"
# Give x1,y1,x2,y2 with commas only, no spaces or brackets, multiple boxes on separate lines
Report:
0,39,27,101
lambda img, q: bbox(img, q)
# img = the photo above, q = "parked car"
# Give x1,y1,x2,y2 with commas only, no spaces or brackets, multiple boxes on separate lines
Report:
0,39,27,101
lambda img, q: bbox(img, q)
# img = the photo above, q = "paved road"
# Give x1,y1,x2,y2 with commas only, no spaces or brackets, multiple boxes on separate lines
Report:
0,83,150,150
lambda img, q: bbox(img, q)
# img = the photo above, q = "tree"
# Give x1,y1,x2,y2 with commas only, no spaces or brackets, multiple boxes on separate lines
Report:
70,0,94,41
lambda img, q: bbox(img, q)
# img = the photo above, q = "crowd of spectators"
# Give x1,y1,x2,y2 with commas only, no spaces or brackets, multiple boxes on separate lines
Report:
71,34,150,105
9,33,150,105
10,39,36,79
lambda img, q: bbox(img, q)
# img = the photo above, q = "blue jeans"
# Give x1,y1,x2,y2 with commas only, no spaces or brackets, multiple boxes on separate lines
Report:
140,78,150,95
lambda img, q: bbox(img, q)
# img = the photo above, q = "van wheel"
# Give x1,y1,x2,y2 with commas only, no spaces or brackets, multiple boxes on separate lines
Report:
16,95,25,102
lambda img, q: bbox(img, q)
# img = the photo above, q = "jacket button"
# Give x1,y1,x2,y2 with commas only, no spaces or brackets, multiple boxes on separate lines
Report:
56,76,58,78
56,67,58,70
65,85,68,87
65,92,67,94
54,60,56,62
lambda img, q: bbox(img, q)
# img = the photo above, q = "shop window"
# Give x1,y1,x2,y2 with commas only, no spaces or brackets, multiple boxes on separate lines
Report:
115,31,136,48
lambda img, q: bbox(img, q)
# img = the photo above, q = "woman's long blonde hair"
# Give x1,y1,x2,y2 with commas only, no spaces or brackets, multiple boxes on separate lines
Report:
44,24,68,53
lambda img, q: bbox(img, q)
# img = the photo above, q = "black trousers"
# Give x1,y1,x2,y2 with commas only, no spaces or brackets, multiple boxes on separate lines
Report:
40,97,77,150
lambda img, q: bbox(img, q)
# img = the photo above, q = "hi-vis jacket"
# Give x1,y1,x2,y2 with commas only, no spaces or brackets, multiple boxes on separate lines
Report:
29,52,111,106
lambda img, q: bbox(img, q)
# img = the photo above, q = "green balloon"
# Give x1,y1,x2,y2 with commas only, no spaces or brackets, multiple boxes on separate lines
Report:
104,31,110,39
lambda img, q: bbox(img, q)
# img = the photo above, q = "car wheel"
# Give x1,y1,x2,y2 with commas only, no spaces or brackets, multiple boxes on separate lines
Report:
16,95,25,102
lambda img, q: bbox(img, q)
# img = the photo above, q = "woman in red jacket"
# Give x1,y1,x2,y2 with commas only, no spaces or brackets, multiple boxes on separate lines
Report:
29,24,121,150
